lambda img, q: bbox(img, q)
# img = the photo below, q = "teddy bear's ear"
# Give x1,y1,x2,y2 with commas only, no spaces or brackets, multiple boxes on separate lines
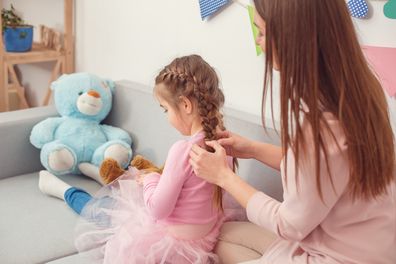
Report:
51,74,69,91
102,79,115,94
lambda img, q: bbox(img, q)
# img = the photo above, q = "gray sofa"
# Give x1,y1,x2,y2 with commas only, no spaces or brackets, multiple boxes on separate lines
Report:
0,80,282,264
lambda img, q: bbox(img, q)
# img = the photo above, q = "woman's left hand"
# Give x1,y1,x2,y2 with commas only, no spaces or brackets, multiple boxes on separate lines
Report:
189,140,233,187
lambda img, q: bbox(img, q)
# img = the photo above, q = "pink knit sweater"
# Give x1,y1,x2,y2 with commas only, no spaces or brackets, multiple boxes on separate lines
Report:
143,132,220,226
247,112,396,263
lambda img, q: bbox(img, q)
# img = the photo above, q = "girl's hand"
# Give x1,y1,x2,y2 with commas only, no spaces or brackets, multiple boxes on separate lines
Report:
135,170,145,185
134,169,153,185
189,140,234,187
217,130,255,159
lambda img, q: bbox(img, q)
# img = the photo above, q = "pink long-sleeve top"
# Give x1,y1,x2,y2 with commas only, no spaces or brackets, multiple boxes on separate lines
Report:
142,132,221,227
247,112,396,264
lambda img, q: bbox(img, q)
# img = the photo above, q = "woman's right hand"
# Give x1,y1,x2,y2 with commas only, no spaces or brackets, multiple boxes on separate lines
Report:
216,130,256,159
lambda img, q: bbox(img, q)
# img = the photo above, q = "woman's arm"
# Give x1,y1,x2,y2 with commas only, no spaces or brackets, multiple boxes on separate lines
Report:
191,133,349,241
220,169,258,208
250,142,283,171
216,131,283,171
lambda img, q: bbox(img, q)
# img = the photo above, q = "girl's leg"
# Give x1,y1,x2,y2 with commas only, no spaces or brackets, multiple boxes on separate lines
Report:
39,170,92,214
39,170,72,200
39,170,112,226
64,187,92,214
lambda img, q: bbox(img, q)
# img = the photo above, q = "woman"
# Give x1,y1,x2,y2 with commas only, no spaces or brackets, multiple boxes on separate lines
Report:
189,0,396,263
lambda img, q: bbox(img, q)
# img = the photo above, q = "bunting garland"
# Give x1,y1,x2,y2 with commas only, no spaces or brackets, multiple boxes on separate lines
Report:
384,0,396,19
199,0,229,20
347,0,369,18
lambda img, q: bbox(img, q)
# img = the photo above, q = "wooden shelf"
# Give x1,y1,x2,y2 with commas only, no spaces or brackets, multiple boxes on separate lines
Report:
0,0,75,112
4,43,64,64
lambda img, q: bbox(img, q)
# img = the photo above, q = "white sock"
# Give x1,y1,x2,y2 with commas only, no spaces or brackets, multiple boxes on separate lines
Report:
39,170,71,200
78,163,105,185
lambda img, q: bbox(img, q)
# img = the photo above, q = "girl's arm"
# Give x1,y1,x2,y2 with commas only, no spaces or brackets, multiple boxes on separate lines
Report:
142,140,191,220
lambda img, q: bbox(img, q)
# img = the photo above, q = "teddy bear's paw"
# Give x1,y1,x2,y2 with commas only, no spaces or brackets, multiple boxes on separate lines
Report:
99,158,125,184
104,144,131,167
48,148,75,173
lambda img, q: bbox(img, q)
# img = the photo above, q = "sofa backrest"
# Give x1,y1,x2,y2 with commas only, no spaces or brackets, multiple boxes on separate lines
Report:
0,80,283,201
107,81,283,201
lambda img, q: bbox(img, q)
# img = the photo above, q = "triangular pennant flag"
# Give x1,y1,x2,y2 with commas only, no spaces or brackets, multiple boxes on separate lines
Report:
384,0,396,19
347,0,369,18
199,0,229,20
363,46,396,97
247,5,262,56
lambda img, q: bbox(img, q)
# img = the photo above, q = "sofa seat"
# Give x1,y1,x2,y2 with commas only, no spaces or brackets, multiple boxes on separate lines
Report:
0,172,101,263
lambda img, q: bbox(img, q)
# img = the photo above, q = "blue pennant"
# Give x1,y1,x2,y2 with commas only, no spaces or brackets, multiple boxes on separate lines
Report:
199,0,229,20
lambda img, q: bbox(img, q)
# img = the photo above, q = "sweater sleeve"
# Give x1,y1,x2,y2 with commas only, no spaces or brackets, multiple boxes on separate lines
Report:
247,117,349,241
142,140,192,220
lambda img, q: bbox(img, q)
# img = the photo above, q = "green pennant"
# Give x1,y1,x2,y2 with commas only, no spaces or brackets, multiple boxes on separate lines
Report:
247,5,263,56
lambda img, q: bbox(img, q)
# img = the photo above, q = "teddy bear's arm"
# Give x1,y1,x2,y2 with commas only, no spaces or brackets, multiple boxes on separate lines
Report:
30,117,63,148
101,124,132,145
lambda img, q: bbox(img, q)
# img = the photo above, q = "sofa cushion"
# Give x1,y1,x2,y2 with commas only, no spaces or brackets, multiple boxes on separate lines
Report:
46,252,93,264
0,172,101,263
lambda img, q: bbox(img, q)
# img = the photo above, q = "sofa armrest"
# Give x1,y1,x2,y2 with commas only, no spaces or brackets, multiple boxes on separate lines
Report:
0,106,58,180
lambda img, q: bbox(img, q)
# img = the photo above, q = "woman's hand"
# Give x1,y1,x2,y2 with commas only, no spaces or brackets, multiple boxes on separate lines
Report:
189,140,234,187
216,130,256,159
190,140,259,208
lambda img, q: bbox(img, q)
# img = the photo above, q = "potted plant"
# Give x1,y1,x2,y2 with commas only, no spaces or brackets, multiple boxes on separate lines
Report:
1,4,33,52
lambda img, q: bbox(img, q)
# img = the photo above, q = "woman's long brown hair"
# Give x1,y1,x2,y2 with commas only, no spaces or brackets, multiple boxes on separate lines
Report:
155,55,237,210
254,0,395,200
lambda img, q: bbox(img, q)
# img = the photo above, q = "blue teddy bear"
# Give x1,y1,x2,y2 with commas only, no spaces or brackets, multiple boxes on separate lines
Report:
30,73,133,184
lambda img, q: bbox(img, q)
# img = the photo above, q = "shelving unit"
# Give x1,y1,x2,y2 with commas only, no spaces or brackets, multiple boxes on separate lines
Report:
0,0,74,112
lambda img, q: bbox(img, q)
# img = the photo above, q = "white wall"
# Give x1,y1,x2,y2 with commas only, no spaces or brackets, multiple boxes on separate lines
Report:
75,0,395,131
75,0,275,124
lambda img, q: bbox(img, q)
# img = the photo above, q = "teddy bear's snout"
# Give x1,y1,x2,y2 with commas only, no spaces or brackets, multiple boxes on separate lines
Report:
88,90,101,98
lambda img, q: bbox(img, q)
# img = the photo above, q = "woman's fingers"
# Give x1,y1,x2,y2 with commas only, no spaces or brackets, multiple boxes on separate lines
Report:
217,137,233,146
205,140,224,153
216,130,231,139
190,144,206,158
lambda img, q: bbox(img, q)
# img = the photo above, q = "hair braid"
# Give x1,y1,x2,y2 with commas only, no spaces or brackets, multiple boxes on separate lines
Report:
155,55,237,211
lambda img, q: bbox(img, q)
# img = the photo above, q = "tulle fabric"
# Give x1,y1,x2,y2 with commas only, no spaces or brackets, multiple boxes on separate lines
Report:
74,167,241,264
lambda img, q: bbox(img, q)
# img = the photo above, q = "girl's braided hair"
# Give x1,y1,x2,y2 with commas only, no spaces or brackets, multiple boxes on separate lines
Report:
155,54,236,210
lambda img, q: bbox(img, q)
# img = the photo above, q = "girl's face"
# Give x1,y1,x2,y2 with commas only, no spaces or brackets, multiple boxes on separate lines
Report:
254,10,280,71
155,84,194,136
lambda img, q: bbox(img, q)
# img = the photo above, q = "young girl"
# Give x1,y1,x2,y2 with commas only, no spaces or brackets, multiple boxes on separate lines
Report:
39,55,242,263
190,0,396,263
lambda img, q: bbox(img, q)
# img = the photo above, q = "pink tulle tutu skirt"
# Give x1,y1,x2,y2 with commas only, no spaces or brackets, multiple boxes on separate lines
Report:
74,168,242,264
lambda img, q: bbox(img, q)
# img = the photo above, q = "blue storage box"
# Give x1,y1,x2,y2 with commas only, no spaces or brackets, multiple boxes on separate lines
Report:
3,26,33,52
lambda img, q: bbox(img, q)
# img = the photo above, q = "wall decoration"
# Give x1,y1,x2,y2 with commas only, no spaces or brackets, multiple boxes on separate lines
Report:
363,46,396,97
199,0,229,20
384,0,396,19
247,5,262,56
347,0,369,18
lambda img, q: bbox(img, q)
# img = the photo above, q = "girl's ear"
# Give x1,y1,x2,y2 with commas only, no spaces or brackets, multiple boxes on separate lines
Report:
179,96,193,114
